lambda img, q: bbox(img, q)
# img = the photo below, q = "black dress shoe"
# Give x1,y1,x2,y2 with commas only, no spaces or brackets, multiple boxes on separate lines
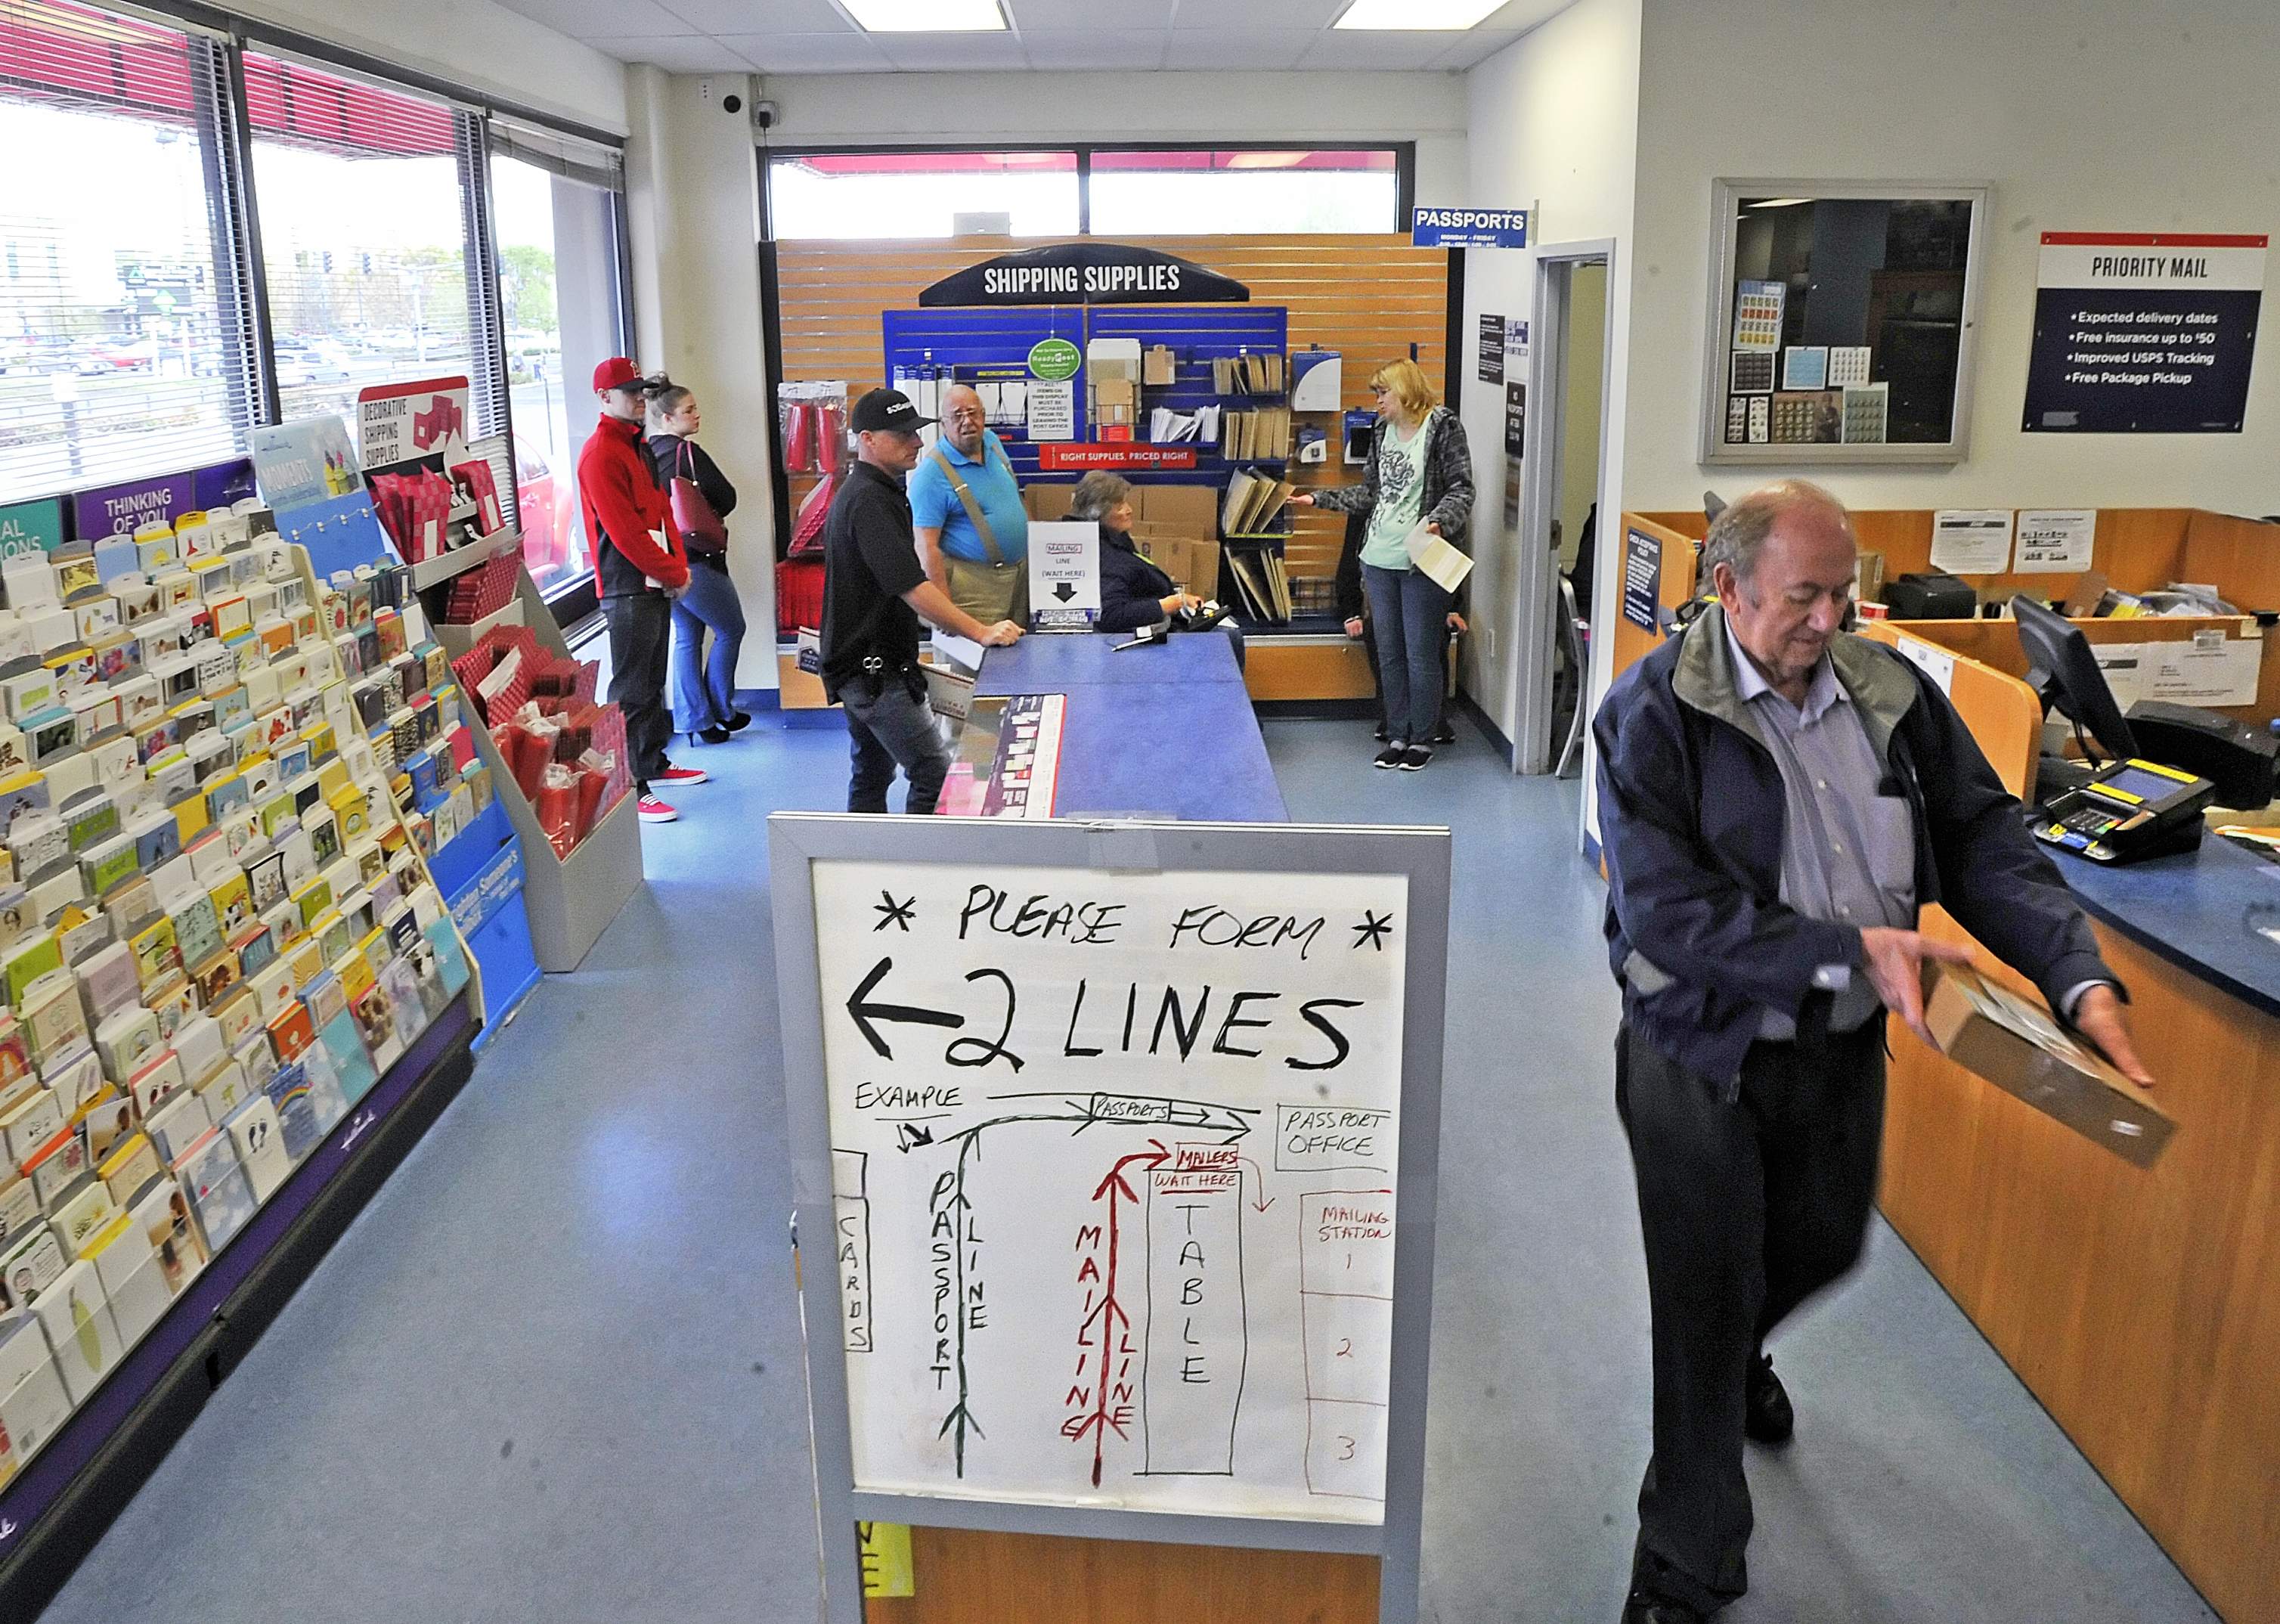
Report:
1745,1352,1794,1445
1621,1590,1707,1623
724,710,752,733
694,725,733,745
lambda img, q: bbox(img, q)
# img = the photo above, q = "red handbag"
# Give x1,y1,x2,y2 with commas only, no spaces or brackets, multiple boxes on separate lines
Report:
668,439,728,553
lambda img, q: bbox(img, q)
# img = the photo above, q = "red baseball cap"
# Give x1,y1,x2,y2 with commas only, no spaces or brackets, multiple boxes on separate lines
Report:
593,356,644,392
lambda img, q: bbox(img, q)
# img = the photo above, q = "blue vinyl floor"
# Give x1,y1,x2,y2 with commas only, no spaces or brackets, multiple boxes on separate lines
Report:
37,713,2215,1622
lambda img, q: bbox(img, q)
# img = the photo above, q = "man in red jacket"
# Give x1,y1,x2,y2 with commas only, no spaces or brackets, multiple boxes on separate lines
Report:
580,356,705,824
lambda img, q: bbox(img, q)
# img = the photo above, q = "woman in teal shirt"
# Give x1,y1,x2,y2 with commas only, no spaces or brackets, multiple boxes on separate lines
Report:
1295,358,1476,770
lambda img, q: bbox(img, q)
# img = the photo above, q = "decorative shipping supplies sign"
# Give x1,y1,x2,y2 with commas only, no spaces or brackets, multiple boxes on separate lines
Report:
356,376,472,470
769,814,1451,1624
2024,233,2267,433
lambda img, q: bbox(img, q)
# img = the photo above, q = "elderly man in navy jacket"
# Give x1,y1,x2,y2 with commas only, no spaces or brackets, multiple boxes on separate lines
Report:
1594,480,2151,1624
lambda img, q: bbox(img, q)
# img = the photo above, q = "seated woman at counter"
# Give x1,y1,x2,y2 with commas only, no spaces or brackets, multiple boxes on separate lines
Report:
1068,471,1244,665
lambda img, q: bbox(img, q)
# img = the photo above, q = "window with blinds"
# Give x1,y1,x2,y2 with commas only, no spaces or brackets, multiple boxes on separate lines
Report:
0,0,259,504
489,119,628,595
243,48,474,427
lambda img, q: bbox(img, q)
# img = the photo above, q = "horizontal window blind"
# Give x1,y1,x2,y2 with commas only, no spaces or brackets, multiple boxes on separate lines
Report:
243,48,473,429
0,0,256,504
490,115,623,194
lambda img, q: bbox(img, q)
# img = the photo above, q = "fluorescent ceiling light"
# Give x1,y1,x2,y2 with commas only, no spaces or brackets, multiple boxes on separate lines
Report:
1334,0,1504,29
841,0,1006,31
1749,197,1814,209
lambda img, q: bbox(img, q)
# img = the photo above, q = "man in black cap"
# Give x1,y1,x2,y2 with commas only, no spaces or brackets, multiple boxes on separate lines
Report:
822,387,1024,814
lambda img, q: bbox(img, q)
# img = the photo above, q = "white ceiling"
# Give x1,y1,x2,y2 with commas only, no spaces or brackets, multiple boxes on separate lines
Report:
491,0,1571,74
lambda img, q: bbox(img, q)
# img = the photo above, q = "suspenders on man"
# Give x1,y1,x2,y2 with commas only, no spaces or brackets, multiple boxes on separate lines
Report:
927,442,1030,626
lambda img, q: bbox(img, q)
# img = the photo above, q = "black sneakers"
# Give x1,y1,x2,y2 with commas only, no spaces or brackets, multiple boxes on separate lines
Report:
1374,745,1406,770
1399,746,1433,771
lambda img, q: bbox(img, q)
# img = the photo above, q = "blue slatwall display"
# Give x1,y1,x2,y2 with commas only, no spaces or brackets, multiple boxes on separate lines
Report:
881,306,1089,488
881,303,1302,618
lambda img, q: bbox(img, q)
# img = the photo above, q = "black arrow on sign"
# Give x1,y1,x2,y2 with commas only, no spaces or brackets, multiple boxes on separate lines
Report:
846,956,965,1060
1053,581,1076,602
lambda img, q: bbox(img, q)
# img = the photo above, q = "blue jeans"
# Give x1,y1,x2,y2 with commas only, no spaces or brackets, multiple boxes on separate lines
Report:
671,556,746,732
1361,562,1452,745
843,674,953,815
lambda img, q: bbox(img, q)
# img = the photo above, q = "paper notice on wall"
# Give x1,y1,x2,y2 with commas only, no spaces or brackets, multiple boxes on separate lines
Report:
2014,509,2096,574
1026,379,1074,442
1930,510,2015,574
1892,631,1956,695
2145,632,2261,705
2093,643,2150,708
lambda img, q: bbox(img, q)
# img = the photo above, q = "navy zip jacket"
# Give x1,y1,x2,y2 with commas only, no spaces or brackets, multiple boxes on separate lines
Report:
1594,606,2115,1090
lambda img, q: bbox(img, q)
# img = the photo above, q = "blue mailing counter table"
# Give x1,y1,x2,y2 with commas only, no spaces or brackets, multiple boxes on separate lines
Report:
1872,652,2280,1624
943,631,1287,823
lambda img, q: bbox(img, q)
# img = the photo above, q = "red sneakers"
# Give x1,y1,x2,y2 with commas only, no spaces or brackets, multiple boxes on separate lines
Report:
652,764,709,789
637,794,677,824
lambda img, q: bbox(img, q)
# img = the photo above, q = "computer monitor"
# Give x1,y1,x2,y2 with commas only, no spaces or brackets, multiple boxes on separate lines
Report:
2010,594,2137,763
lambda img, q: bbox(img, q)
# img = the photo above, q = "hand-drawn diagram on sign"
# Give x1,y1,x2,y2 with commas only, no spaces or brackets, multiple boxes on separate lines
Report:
807,857,1410,1525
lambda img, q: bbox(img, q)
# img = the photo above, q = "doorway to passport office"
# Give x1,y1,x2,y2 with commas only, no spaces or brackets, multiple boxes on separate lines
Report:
755,147,1457,710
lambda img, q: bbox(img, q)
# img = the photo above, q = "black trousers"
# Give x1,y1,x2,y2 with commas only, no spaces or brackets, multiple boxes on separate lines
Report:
603,590,674,789
1615,1018,1887,1613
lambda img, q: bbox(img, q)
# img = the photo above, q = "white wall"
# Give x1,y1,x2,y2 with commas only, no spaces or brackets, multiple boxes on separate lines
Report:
751,71,1469,206
222,0,627,133
624,67,779,690
1458,0,1641,754
1625,0,2280,516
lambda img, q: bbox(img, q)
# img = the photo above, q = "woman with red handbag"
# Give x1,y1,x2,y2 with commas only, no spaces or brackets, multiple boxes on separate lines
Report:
646,380,751,745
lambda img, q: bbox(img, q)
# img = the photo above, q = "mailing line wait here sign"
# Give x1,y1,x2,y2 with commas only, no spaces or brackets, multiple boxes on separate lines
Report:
1413,207,1530,249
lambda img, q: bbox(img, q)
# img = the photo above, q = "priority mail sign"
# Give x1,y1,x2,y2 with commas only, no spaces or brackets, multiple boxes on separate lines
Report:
1412,207,1530,249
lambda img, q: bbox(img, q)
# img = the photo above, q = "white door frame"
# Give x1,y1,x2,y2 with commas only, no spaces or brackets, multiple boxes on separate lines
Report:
1504,238,1616,774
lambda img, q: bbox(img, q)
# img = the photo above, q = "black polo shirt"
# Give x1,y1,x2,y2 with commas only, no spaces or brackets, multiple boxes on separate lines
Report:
819,458,927,701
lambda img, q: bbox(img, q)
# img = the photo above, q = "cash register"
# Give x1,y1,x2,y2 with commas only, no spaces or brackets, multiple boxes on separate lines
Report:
2011,594,2270,864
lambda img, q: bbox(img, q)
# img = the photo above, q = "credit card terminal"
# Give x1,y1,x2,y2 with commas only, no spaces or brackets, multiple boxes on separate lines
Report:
2034,757,2216,863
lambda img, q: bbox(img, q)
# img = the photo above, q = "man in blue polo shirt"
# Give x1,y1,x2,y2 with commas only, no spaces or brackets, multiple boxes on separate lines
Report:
909,383,1030,626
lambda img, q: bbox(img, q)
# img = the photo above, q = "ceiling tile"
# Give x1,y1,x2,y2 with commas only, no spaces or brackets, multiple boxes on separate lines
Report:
724,29,894,70
1159,28,1313,68
587,32,759,68
655,0,850,32
491,0,702,37
1018,29,1169,70
871,32,1034,70
1296,28,1464,67
1430,25,1523,67
1167,0,1340,26
1006,0,1175,25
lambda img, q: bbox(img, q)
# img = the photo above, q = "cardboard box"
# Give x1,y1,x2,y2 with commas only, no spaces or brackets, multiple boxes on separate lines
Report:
1143,346,1177,386
1092,377,1136,408
1136,485,1220,532
1133,536,1222,600
1024,485,1076,522
1922,962,2173,1167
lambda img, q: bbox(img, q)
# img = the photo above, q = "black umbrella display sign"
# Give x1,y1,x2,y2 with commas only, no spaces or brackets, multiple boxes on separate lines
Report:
918,243,1250,307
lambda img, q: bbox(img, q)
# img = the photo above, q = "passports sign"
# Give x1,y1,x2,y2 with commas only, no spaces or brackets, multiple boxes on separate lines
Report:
1412,206,1530,249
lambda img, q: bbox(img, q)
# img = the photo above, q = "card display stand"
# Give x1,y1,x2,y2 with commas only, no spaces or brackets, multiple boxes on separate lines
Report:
425,798,538,1044
0,522,486,1616
430,560,642,975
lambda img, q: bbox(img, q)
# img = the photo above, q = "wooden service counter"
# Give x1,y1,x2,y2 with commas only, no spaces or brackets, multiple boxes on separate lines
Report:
1868,627,2280,1623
